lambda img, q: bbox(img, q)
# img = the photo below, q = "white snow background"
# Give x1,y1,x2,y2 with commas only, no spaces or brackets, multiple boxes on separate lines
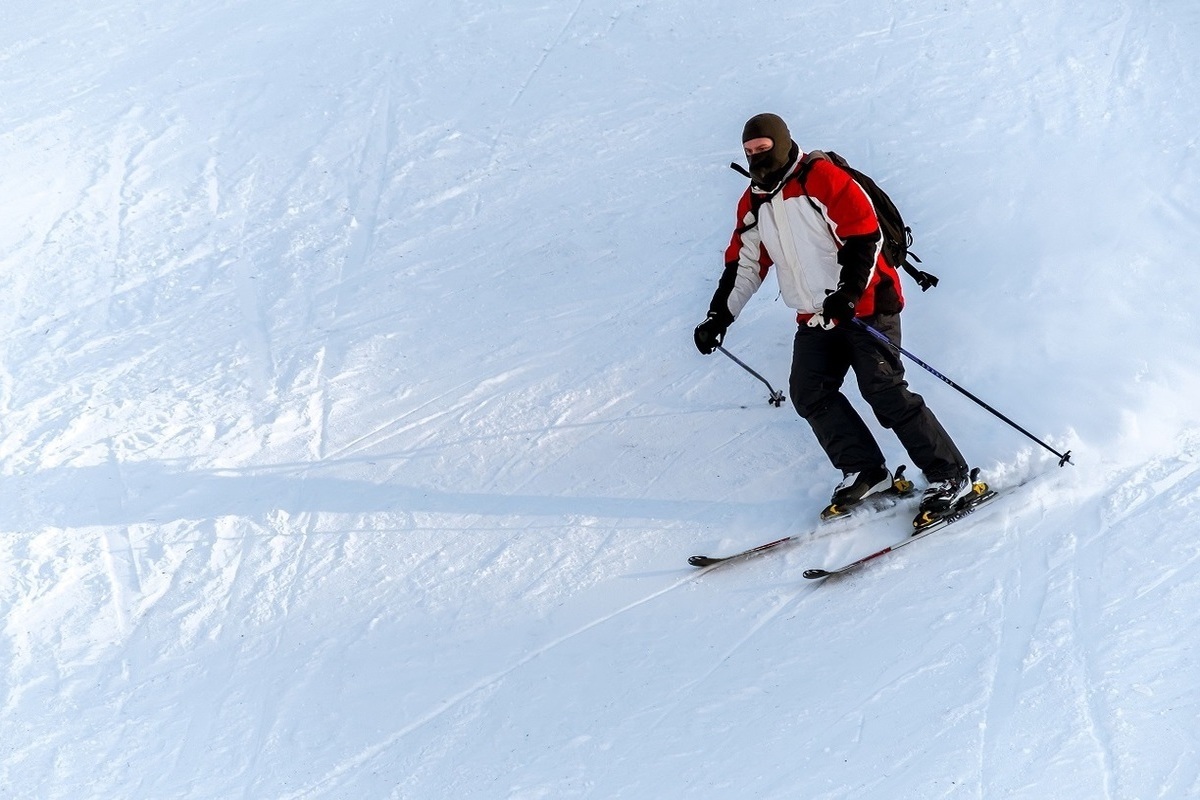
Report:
3,1,1200,798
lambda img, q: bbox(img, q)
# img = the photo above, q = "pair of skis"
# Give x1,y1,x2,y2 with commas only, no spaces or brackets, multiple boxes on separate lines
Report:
802,485,996,579
689,469,997,580
685,466,917,569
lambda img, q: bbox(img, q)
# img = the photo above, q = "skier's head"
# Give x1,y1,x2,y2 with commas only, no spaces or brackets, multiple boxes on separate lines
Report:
742,113,798,188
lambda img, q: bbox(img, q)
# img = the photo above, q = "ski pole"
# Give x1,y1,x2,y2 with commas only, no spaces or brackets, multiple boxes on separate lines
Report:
716,345,786,407
852,318,1073,466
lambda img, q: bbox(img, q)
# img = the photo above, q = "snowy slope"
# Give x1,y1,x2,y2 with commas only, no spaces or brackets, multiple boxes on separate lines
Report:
2,1,1200,798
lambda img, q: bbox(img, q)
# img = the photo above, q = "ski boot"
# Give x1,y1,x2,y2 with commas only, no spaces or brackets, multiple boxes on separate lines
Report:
820,465,915,522
912,467,991,532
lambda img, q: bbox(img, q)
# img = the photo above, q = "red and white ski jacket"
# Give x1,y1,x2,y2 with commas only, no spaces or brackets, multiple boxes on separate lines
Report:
709,154,905,325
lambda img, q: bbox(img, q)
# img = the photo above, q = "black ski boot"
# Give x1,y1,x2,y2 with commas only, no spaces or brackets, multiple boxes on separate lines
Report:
912,468,988,531
821,466,914,521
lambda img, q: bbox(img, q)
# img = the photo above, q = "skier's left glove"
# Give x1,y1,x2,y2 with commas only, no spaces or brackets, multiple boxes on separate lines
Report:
808,289,856,330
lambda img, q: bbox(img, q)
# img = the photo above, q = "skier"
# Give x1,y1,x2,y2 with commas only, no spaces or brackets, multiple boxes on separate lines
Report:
693,112,974,526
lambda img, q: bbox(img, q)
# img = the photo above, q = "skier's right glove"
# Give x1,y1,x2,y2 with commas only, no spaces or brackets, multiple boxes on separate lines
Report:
693,311,731,355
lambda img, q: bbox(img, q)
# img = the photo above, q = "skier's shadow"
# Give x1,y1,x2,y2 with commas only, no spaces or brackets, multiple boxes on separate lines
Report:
2,459,777,531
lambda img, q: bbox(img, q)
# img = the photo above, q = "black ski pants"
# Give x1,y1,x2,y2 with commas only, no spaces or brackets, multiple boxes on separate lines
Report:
789,313,966,481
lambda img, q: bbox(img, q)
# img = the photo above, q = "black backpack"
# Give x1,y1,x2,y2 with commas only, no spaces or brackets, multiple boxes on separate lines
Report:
733,150,940,291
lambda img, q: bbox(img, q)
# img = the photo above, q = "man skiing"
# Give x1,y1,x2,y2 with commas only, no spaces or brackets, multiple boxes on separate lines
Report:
694,112,974,527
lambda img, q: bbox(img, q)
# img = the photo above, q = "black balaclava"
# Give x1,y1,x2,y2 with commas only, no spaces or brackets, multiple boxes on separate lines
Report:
742,113,799,189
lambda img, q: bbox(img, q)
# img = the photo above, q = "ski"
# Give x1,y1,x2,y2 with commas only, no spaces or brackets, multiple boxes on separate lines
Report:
688,534,803,568
802,487,998,580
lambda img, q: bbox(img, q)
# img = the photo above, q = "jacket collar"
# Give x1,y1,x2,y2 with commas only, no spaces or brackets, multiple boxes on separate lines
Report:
748,150,806,197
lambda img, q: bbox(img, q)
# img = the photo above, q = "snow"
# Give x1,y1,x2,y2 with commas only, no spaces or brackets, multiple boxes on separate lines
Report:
2,0,1199,797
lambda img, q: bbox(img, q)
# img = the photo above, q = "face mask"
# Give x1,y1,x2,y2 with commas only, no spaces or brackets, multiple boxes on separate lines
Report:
742,113,795,189
748,146,791,187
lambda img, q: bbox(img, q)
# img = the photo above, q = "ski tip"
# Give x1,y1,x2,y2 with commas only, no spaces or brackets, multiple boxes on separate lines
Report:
802,568,831,580
688,555,720,568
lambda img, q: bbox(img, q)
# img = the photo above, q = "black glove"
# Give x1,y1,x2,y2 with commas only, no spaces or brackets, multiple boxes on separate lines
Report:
820,289,856,327
693,311,730,355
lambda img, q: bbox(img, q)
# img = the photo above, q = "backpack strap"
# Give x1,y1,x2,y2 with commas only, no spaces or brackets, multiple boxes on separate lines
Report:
902,252,939,291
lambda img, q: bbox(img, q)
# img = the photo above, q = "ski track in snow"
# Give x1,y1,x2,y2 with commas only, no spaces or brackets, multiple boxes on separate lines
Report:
279,564,709,799
1063,530,1116,800
645,585,807,733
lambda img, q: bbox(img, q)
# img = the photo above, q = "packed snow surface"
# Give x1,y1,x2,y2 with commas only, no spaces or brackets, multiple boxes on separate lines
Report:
3,1,1200,798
